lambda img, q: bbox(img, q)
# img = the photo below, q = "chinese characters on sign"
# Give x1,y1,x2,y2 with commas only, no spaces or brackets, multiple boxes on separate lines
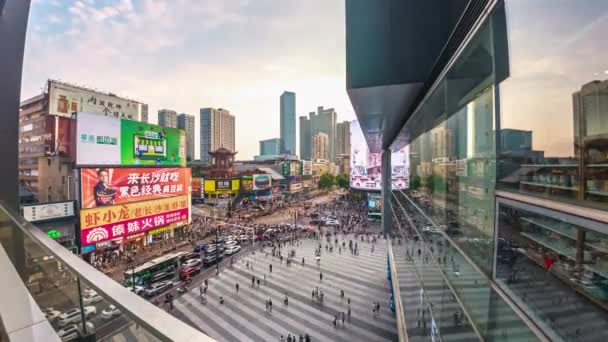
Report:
80,168,191,208
216,180,231,190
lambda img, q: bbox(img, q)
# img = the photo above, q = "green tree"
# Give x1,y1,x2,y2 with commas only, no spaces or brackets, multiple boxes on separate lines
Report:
336,174,349,189
318,173,335,189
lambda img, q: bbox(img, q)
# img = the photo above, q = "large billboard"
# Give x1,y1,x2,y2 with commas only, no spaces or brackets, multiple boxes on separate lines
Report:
350,120,409,190
49,80,142,120
281,161,302,176
252,174,272,190
80,168,191,208
191,177,203,199
302,160,313,176
80,195,189,245
76,112,186,166
22,201,75,222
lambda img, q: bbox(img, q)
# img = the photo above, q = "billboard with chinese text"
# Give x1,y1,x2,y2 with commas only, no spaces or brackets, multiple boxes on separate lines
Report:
252,174,272,190
191,177,203,199
49,80,142,120
80,195,189,245
76,112,186,166
80,168,191,208
350,120,409,190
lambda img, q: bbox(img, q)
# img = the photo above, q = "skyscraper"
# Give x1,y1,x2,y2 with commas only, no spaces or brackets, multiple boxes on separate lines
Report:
299,115,312,160
280,91,296,155
141,104,149,123
259,138,281,155
178,113,195,161
312,132,329,161
200,108,235,164
336,121,351,156
158,109,178,128
311,106,337,161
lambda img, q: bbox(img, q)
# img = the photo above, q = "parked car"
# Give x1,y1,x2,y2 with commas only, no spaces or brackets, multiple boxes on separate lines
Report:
42,308,62,322
225,245,241,255
101,305,122,320
82,293,103,305
179,266,201,280
57,307,96,327
58,324,79,341
144,281,174,297
182,258,202,269
239,235,249,242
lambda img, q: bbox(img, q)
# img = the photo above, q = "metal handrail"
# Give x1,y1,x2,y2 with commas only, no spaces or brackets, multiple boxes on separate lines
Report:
386,240,409,342
0,202,215,342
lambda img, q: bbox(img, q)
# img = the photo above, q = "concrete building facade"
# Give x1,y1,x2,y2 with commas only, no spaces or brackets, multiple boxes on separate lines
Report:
200,108,235,164
178,113,195,161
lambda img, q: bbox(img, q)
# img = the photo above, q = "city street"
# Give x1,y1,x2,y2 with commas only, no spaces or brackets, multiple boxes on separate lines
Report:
162,235,397,342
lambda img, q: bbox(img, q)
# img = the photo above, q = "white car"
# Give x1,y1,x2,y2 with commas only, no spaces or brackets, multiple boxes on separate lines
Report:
101,305,122,320
82,293,103,305
225,245,241,255
56,307,96,327
58,324,79,341
225,240,238,247
239,235,249,242
325,220,340,227
42,308,62,322
129,285,145,296
182,258,202,269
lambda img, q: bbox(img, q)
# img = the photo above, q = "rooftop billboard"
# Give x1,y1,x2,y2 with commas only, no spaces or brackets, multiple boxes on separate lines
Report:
76,112,186,166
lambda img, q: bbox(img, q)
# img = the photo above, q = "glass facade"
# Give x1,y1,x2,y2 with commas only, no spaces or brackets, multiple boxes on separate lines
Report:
389,1,608,341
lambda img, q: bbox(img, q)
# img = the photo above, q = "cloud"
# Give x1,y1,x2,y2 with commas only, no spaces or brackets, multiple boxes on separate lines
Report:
22,0,353,160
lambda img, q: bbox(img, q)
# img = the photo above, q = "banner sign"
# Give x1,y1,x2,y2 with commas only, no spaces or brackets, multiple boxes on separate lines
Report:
253,174,272,190
80,168,190,208
80,195,189,245
76,112,186,166
22,201,74,222
302,160,313,176
191,177,202,199
242,177,253,191
49,80,141,120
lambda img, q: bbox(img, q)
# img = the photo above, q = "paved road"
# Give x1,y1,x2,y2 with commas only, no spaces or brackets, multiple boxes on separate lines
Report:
162,235,397,342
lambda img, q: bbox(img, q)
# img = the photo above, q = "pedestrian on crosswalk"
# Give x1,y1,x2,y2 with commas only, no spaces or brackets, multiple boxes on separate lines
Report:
348,305,351,320
251,276,255,287
269,298,273,312
235,282,239,293
341,312,345,326
264,274,267,285
257,278,260,288
333,314,337,328
319,272,323,282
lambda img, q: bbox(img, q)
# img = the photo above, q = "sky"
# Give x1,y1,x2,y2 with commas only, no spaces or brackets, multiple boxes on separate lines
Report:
21,0,356,160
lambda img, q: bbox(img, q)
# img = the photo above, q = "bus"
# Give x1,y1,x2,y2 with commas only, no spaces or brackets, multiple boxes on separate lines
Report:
123,252,186,287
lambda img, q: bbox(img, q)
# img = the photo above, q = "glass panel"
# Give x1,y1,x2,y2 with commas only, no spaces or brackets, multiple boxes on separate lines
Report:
496,201,608,341
497,0,608,210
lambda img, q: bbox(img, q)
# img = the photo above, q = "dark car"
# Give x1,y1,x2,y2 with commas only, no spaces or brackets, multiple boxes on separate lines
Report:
179,266,201,280
193,244,207,253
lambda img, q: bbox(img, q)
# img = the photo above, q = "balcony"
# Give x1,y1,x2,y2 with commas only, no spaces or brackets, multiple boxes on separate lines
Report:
0,202,215,342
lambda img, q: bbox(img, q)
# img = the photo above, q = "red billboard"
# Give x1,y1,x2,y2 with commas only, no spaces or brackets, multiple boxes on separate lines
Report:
80,167,191,208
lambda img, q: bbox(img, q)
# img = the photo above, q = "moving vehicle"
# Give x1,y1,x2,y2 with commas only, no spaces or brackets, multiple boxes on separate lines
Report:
144,280,174,297
82,293,103,305
180,252,200,263
57,307,96,327
43,308,62,322
101,305,122,320
239,235,249,242
203,251,223,266
123,252,185,287
58,322,95,342
193,244,207,253
181,258,202,269
179,266,201,280
325,220,340,227
225,240,238,247
129,285,145,296
225,245,241,255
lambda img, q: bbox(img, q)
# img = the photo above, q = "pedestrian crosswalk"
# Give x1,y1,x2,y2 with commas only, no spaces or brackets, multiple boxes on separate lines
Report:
170,236,398,342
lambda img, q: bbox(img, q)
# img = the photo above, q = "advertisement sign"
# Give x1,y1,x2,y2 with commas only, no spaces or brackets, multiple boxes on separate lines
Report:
204,179,216,192
80,168,191,208
76,112,186,166
191,177,202,199
80,195,189,245
242,177,253,191
253,174,272,190
350,120,409,190
49,80,142,120
22,201,75,222
289,183,303,191
302,160,313,176
216,180,231,190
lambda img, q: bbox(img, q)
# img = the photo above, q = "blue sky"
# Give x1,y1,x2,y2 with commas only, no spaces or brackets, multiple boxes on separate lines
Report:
22,0,355,160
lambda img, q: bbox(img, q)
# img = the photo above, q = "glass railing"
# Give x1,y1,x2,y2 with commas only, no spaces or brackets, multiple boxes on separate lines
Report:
0,202,214,342
390,191,547,342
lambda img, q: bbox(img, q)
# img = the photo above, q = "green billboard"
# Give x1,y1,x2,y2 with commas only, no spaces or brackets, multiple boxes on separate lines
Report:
120,120,186,166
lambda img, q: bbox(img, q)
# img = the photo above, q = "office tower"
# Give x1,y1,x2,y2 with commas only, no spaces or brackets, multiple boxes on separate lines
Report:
336,121,351,157
200,108,235,164
141,104,149,123
312,132,329,161
259,138,281,156
158,109,178,128
573,79,608,158
299,115,312,160
310,106,337,162
280,91,296,155
178,113,195,161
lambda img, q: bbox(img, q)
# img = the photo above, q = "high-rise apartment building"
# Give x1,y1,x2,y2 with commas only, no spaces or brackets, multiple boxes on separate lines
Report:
141,104,149,123
280,91,296,155
299,116,312,160
158,109,178,128
200,108,235,164
312,132,329,161
336,121,351,157
310,106,337,161
259,138,281,156
178,113,195,161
